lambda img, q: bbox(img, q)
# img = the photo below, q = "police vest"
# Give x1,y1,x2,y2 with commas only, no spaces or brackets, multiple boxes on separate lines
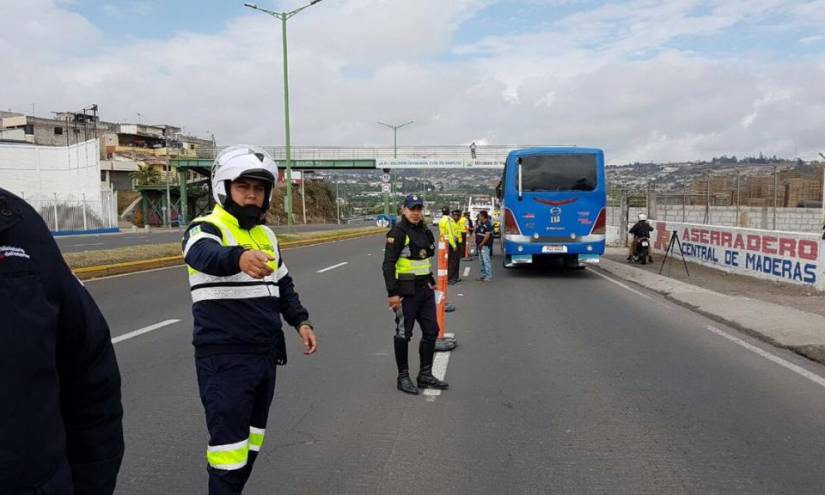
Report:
185,204,286,303
395,236,433,280
438,216,457,248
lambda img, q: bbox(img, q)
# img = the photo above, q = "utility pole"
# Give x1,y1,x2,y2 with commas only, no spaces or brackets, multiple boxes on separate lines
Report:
335,180,341,225
244,1,326,231
772,166,778,230
377,120,414,216
300,171,306,224
819,153,825,230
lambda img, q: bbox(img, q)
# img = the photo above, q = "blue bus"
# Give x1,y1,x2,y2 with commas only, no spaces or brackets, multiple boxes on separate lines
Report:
497,147,606,268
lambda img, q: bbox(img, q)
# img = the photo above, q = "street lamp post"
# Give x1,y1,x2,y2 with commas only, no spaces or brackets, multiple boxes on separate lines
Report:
244,1,325,231
377,120,414,216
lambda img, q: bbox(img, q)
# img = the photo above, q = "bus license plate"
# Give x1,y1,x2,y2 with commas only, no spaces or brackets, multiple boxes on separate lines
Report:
542,245,568,253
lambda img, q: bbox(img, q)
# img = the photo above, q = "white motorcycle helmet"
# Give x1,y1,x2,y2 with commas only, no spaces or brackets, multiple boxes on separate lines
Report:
638,213,648,221
211,145,278,211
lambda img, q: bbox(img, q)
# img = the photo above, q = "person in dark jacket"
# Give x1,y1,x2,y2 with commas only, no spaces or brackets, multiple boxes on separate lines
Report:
628,212,654,262
0,188,123,495
182,145,317,495
382,194,449,395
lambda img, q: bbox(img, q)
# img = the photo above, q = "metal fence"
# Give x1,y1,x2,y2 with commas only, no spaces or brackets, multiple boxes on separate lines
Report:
193,144,559,162
22,190,118,233
608,167,825,239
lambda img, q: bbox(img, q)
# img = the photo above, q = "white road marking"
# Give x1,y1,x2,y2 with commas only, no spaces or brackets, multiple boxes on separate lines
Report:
590,269,653,300
68,242,105,248
423,333,454,401
705,325,825,389
457,293,464,296
367,253,373,256
83,264,185,283
111,319,181,344
463,266,471,277
317,261,348,273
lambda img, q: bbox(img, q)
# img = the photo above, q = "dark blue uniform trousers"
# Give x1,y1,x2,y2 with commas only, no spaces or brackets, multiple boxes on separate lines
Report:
196,353,277,495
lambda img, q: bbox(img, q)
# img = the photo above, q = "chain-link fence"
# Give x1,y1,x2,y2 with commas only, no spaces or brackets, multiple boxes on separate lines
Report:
608,166,825,243
21,190,118,233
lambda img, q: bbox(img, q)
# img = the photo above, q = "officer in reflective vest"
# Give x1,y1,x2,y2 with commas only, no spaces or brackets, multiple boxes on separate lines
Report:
182,145,318,495
382,194,449,394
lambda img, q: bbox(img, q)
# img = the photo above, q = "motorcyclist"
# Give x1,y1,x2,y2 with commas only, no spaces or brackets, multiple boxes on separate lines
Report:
627,213,654,262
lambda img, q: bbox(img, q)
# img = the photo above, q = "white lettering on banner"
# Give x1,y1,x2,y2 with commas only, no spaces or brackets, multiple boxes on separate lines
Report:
650,221,824,291
376,159,504,169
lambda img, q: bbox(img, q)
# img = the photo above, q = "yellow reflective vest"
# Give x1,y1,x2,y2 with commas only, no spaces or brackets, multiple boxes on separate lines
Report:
184,204,287,303
438,215,457,249
395,235,432,279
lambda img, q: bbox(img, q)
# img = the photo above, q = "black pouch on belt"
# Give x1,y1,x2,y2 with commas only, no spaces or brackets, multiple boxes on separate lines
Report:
397,275,416,296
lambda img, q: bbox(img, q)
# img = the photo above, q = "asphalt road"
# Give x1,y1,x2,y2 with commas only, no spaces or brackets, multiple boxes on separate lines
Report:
56,221,373,253
86,236,825,494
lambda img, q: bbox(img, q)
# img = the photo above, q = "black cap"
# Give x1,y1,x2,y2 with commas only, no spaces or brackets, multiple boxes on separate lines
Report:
403,194,424,209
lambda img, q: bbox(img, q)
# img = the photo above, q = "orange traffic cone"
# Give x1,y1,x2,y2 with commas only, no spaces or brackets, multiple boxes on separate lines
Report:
435,235,457,352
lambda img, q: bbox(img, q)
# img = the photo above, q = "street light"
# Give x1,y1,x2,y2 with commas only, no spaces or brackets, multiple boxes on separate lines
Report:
377,120,414,216
244,0,325,230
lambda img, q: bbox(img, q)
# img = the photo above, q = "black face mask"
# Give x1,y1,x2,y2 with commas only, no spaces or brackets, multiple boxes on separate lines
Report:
225,198,264,230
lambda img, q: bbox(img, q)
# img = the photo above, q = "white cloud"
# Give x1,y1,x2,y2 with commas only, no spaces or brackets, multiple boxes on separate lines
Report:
1,0,824,164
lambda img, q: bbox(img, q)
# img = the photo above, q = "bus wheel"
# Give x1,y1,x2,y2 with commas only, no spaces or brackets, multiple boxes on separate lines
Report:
563,255,584,270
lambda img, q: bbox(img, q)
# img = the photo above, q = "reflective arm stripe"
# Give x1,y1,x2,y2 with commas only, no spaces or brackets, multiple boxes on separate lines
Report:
190,270,272,287
191,283,280,303
207,440,249,470
183,232,222,258
275,264,289,281
396,258,432,277
249,427,266,452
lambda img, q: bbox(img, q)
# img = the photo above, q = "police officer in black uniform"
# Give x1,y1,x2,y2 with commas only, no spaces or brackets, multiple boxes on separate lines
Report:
382,194,449,395
0,188,124,495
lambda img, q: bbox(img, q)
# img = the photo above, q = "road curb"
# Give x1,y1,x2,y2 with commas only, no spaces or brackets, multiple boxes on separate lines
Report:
596,258,825,367
72,229,386,281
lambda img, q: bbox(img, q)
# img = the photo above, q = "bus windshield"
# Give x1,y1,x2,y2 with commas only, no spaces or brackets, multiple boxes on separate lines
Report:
520,154,597,192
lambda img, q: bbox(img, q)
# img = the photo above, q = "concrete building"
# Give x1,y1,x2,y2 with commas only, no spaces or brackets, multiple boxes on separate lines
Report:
1,110,213,192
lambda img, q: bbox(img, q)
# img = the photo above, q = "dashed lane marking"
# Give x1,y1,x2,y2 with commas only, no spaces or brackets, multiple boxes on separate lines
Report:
317,262,349,273
111,319,181,344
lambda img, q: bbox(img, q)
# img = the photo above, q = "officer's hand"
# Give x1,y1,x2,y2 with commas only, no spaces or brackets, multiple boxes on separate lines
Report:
298,325,317,355
387,296,402,310
239,250,275,279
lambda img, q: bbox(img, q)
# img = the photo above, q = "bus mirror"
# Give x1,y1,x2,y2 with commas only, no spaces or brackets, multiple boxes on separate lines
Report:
495,182,502,200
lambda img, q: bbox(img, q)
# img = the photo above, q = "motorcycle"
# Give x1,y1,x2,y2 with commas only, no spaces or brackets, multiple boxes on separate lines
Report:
631,237,652,265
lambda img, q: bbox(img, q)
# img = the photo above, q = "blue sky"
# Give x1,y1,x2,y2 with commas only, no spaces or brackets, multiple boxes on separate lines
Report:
59,0,825,60
4,0,825,162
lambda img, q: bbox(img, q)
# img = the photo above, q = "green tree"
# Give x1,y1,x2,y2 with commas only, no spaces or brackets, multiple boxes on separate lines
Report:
130,164,161,185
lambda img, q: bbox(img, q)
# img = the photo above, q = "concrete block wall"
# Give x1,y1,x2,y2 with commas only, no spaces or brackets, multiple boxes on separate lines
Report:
611,205,824,234
0,139,102,203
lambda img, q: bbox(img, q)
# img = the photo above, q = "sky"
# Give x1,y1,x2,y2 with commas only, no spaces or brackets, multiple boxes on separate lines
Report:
1,0,824,163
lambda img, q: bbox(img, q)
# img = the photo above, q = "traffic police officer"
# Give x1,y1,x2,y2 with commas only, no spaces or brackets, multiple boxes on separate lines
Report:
382,194,449,395
0,188,124,494
182,145,318,494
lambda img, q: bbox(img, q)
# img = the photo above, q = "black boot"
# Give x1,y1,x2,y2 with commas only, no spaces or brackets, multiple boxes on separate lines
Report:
417,338,449,390
397,372,419,395
394,338,418,395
